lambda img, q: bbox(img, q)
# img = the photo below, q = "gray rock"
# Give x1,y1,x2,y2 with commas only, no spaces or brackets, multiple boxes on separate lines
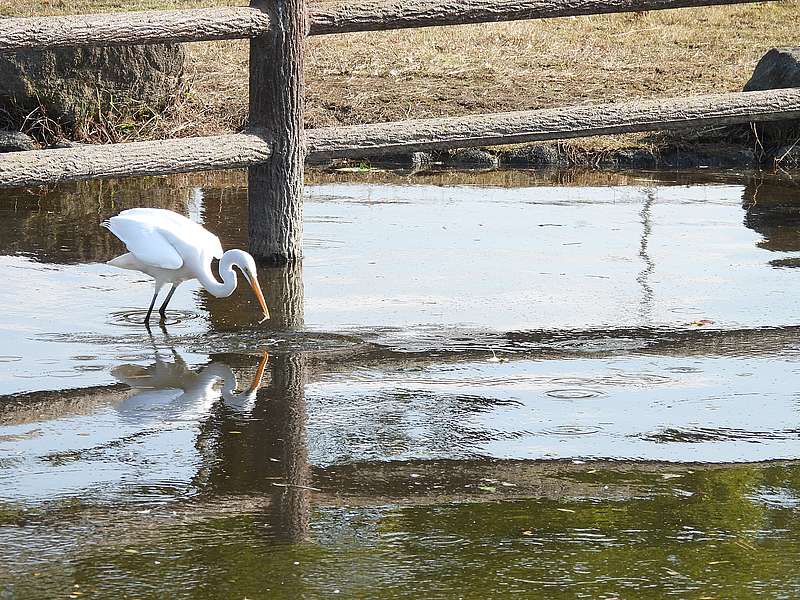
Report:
742,47,800,145
446,147,499,169
744,47,800,92
360,151,433,169
0,45,185,137
504,143,569,167
0,130,36,152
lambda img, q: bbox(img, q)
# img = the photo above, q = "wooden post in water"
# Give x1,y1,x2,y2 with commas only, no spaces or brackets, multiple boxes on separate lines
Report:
248,0,306,264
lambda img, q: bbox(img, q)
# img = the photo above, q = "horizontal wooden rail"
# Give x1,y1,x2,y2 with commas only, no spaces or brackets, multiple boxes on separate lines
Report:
0,132,271,188
307,0,779,35
2,89,798,188
0,7,271,52
306,89,800,159
0,0,779,51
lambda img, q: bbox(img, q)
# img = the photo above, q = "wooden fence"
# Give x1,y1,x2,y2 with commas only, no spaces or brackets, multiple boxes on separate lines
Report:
1,0,799,263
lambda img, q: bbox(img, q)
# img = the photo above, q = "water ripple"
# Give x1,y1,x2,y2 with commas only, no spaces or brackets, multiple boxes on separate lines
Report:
109,309,198,328
545,388,605,400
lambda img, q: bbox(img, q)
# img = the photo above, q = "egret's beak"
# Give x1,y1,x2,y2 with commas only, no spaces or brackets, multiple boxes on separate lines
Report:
247,351,269,394
249,276,270,321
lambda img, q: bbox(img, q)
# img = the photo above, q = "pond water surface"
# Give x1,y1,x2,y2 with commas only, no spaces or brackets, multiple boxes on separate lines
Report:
1,168,799,599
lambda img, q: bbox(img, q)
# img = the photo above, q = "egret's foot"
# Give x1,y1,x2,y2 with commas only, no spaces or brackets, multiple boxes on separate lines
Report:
158,310,171,335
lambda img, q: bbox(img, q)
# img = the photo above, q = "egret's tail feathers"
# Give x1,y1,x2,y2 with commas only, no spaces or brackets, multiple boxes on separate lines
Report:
107,253,141,270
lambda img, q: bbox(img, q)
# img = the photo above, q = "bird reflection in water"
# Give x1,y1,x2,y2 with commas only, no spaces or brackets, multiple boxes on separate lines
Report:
112,345,270,420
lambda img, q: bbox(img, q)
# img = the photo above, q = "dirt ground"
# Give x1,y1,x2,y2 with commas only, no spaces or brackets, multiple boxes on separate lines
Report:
2,0,799,151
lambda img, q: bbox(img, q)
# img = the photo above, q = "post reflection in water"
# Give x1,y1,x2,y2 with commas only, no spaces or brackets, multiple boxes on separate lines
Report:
198,259,311,541
198,181,304,330
200,261,305,331
264,352,311,542
190,183,310,539
636,188,656,324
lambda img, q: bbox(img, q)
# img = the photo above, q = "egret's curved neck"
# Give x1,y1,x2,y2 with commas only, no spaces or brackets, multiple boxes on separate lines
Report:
200,361,258,411
196,251,240,298
199,362,238,398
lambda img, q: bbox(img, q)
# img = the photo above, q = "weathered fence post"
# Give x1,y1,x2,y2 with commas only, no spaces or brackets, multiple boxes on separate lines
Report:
248,0,306,264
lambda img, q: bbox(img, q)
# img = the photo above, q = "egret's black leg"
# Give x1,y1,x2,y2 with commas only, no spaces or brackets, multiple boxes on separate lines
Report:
145,321,157,346
158,284,178,321
144,287,161,324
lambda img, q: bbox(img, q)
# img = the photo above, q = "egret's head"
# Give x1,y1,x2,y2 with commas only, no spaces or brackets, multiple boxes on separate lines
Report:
229,249,270,321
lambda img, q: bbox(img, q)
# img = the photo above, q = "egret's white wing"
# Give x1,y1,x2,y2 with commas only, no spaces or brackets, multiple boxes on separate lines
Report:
103,208,225,270
118,208,224,260
103,213,184,270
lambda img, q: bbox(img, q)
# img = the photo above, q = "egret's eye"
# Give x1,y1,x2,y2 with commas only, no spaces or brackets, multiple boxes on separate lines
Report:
245,266,259,284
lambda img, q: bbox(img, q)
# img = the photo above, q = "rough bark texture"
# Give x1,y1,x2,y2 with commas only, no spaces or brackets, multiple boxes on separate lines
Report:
307,0,777,34
0,133,271,188
0,8,271,52
305,89,800,160
248,0,306,265
0,44,185,136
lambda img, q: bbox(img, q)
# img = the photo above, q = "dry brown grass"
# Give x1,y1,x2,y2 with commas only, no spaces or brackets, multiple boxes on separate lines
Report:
3,0,799,148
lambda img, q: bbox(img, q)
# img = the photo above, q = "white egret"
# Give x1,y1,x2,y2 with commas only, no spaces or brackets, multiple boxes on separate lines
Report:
102,208,270,324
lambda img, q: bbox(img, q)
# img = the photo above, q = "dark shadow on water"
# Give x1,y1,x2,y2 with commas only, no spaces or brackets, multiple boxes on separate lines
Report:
742,172,800,255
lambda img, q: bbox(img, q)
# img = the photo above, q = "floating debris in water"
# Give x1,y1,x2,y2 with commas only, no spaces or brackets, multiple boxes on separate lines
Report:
687,319,715,326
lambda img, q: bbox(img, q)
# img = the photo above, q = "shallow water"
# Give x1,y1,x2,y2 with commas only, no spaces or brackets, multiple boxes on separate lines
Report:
1,168,800,598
